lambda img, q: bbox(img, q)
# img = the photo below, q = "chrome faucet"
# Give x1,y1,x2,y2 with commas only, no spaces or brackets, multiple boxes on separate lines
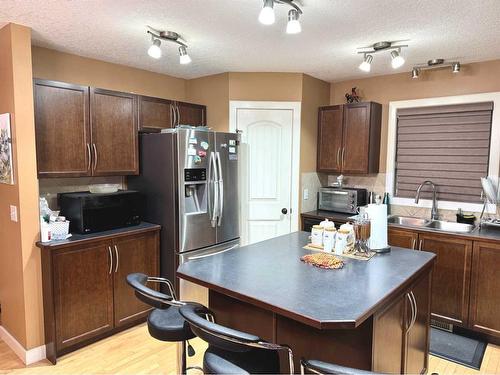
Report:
415,180,439,221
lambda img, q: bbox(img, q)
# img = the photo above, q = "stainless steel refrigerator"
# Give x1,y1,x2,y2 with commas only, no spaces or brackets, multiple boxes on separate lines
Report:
128,127,240,296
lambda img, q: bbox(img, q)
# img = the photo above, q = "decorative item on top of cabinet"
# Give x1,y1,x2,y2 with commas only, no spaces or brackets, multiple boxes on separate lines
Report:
34,79,139,177
469,241,500,337
345,87,361,103
418,233,472,327
34,79,91,178
317,102,381,175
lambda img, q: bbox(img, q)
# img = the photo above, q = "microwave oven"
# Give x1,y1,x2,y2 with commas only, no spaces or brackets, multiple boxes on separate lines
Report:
318,187,368,214
59,190,144,234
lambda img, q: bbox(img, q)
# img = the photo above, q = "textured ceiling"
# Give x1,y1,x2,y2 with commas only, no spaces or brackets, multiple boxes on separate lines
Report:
1,0,500,82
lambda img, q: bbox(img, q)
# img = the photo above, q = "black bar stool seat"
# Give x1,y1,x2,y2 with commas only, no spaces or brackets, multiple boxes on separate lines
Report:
148,306,196,342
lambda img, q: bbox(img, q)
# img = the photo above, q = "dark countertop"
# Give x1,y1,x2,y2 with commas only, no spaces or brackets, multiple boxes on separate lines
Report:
36,222,161,249
302,210,500,243
177,231,435,330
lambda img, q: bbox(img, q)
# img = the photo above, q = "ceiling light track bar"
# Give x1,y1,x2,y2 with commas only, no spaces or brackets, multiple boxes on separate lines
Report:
147,27,187,47
356,45,408,55
275,0,303,14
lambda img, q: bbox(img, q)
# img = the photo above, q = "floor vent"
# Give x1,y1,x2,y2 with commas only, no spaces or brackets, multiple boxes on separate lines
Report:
431,319,453,332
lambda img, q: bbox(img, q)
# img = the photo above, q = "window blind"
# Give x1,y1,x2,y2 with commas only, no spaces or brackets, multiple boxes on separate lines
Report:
395,102,494,203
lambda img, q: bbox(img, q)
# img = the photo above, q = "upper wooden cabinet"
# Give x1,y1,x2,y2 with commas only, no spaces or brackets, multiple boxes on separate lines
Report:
34,80,91,177
469,241,500,337
176,101,206,127
138,96,207,131
34,80,139,177
418,233,472,327
138,95,173,131
90,88,138,176
317,102,382,174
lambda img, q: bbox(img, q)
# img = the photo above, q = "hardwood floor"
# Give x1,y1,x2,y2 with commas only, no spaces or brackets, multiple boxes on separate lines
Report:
1,324,499,374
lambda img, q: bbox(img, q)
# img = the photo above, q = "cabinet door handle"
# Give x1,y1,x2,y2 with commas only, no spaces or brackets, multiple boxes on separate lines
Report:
92,143,98,171
107,246,113,274
406,293,413,332
170,104,175,127
86,144,91,171
176,105,181,126
410,291,417,330
418,240,423,250
114,245,119,273
336,148,341,170
412,238,417,250
341,147,346,168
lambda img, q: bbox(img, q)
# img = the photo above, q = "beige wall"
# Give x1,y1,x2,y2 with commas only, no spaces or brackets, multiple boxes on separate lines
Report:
186,73,229,131
0,23,43,349
330,59,500,171
32,47,186,100
228,72,303,102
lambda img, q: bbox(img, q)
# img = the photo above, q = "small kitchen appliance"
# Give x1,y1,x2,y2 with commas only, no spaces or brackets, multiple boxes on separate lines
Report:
59,190,143,234
318,187,368,214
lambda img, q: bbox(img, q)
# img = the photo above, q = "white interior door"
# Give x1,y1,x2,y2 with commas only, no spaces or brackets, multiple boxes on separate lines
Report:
234,107,295,245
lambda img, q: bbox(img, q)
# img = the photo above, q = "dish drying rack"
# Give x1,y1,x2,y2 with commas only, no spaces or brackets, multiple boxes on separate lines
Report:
479,177,500,229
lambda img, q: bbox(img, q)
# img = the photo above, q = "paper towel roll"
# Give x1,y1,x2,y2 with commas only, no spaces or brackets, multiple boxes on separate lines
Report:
365,204,388,250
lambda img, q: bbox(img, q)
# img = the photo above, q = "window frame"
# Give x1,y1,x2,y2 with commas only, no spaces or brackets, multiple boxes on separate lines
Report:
386,92,500,213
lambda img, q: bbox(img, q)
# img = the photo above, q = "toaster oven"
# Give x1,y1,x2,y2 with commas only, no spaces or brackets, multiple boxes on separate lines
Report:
318,187,368,214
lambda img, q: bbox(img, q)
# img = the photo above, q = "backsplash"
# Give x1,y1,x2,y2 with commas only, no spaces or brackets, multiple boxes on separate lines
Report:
39,176,125,209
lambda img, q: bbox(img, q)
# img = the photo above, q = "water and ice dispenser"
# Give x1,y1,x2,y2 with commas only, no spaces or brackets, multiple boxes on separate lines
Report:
183,168,208,214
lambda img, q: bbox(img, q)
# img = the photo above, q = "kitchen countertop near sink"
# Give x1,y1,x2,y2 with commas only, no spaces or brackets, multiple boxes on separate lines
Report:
301,210,500,244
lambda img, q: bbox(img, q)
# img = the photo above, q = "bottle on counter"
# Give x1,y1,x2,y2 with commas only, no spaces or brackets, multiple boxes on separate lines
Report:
311,225,324,247
383,192,390,215
323,227,337,252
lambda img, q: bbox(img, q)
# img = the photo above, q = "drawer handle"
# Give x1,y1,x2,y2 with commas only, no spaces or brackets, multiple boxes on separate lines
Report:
412,238,416,250
107,246,113,274
114,245,119,273
418,240,423,250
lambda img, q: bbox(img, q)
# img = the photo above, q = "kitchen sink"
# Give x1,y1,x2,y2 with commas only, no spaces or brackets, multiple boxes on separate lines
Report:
425,220,476,233
387,216,430,227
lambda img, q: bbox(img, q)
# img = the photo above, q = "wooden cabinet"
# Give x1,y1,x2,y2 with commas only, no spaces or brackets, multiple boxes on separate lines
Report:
404,271,431,375
317,105,344,173
388,227,419,249
372,271,431,374
317,102,382,174
52,240,114,351
176,101,206,127
138,95,173,131
90,88,138,175
34,80,138,177
39,227,160,363
113,232,159,327
469,241,500,336
419,233,472,326
34,80,91,178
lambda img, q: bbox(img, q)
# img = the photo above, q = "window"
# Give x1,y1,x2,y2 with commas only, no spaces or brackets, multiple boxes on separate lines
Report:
394,102,493,203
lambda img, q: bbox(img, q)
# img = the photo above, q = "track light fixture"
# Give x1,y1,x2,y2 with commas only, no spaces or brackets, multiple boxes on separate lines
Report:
358,54,373,72
146,26,192,64
258,0,303,34
357,41,408,72
410,59,461,79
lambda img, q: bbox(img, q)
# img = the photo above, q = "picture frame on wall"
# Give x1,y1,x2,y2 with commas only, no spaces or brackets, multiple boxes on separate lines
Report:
0,113,14,185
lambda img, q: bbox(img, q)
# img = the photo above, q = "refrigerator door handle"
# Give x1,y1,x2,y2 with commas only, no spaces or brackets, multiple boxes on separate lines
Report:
216,151,224,226
210,151,218,227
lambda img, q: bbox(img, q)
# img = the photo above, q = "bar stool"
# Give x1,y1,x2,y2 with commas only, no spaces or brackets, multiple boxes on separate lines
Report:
300,359,380,375
179,302,294,374
126,273,200,374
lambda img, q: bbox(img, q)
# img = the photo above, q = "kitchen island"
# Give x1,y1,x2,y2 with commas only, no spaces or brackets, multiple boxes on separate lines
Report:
177,231,436,374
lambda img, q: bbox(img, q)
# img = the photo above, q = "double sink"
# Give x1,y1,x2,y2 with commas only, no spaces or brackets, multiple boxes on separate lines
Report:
387,216,476,234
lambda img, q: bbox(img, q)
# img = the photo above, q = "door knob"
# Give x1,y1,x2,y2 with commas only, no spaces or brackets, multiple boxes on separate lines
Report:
281,208,288,215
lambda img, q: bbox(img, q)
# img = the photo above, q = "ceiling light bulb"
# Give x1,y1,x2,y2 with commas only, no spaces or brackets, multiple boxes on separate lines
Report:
179,46,192,64
452,62,461,73
259,0,275,25
411,67,420,79
358,55,373,72
390,50,405,69
286,9,301,34
148,38,162,59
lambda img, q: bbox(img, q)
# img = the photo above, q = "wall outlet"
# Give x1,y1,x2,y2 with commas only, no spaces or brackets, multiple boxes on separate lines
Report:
10,205,18,222
303,188,309,200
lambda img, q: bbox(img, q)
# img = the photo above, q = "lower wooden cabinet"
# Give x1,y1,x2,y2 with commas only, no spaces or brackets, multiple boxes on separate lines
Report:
469,241,500,336
40,227,160,363
419,233,472,326
372,271,431,374
388,228,418,249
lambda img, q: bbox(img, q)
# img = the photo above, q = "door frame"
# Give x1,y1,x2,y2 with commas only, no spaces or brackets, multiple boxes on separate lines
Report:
229,100,301,237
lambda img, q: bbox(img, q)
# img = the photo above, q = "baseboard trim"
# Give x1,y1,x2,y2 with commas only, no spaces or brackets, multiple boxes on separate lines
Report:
0,325,46,365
